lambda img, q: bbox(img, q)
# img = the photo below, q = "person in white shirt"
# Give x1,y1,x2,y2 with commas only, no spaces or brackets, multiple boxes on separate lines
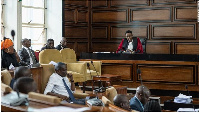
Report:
44,62,75,101
18,38,38,66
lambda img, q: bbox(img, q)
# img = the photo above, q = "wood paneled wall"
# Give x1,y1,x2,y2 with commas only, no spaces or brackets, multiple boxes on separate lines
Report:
63,0,198,56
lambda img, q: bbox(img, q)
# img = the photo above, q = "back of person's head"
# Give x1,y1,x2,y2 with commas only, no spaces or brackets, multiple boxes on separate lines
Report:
125,30,132,34
13,77,37,94
144,100,161,112
113,94,130,111
14,66,32,80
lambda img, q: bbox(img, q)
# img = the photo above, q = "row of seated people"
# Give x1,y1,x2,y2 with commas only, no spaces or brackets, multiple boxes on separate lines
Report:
1,62,161,112
1,36,67,69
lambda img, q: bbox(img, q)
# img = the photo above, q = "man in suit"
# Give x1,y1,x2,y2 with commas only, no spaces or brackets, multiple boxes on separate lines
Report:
113,94,131,111
18,38,38,66
116,30,143,54
130,85,151,112
56,37,68,50
41,39,55,51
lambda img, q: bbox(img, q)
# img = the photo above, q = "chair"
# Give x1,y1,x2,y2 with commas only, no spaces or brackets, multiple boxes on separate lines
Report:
1,83,12,94
140,38,147,54
105,86,117,104
1,69,12,86
40,64,89,98
39,49,63,64
34,50,40,61
60,48,102,80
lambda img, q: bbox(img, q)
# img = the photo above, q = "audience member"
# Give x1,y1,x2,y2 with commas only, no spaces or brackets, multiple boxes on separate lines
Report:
1,38,19,69
18,38,38,66
116,30,143,53
13,77,37,94
44,62,85,105
113,94,131,111
10,66,32,89
56,37,67,50
41,39,55,51
144,100,161,112
130,85,151,112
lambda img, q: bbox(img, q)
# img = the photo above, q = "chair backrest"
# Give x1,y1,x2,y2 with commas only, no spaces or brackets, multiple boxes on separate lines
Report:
60,48,77,63
34,50,40,61
1,69,12,86
140,38,147,53
105,87,117,104
39,49,63,64
1,83,12,94
108,103,130,112
40,64,55,93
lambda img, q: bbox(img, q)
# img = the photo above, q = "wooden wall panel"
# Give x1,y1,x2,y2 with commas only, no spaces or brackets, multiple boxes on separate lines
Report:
138,65,194,83
110,0,149,7
92,26,107,39
77,43,88,56
91,42,119,52
175,42,199,54
77,10,88,23
66,42,75,50
152,24,196,39
146,42,171,54
174,6,197,21
64,26,88,38
64,9,75,23
152,0,196,5
131,7,171,22
111,26,148,39
102,64,133,80
64,0,88,7
92,0,108,8
92,10,127,23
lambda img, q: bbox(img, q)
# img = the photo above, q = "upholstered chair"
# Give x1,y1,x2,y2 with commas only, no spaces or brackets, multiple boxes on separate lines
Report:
39,49,63,64
1,69,12,86
105,87,118,104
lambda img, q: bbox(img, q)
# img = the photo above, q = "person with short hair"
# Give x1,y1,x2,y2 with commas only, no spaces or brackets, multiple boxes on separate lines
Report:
1,38,19,69
144,100,161,112
130,85,151,112
113,94,131,111
56,37,67,50
10,66,32,89
18,38,38,66
116,30,143,54
41,39,55,51
13,77,37,94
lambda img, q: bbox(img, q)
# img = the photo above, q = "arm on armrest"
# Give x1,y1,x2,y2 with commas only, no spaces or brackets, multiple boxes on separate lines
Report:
73,92,89,99
47,92,69,101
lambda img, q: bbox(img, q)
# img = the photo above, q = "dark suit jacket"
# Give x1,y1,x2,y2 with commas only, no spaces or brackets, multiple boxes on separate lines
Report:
130,96,144,112
55,44,67,51
18,48,38,66
1,50,19,69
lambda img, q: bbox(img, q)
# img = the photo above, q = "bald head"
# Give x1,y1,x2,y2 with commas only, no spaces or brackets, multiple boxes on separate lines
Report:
113,94,130,111
136,85,151,105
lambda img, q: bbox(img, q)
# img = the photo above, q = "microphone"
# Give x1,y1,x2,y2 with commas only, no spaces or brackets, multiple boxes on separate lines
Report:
91,60,98,76
137,69,143,85
185,85,195,111
11,30,15,41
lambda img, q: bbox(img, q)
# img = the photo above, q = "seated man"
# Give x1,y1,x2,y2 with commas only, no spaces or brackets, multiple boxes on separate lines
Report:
130,85,151,112
41,39,55,51
13,77,37,94
113,94,131,111
116,30,143,54
18,38,38,66
1,38,20,69
56,37,68,50
44,62,85,105
10,66,32,89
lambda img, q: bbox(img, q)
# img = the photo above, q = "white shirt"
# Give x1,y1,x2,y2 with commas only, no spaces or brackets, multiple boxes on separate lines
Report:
44,73,73,97
127,41,133,50
24,47,33,64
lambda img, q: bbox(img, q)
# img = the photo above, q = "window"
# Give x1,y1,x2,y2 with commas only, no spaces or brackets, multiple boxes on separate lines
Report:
22,0,46,50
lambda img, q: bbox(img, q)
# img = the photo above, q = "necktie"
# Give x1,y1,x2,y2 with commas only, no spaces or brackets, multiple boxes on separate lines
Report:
28,48,36,64
62,78,75,102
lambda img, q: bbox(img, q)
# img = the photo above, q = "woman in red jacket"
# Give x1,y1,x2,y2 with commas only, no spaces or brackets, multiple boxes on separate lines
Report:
116,30,143,54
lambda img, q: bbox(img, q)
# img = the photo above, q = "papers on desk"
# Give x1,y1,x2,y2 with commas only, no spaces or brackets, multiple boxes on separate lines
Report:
34,106,90,112
174,93,192,104
177,108,199,112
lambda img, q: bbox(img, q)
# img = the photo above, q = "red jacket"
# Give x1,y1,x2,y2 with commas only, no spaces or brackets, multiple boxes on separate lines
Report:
116,37,143,53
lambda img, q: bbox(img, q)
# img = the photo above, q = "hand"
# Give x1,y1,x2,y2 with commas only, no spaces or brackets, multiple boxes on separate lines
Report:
67,73,73,81
59,95,69,101
126,49,133,53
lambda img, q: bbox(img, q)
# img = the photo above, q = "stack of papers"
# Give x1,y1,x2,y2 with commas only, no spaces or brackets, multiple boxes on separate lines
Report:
177,108,198,112
174,93,192,104
34,106,90,112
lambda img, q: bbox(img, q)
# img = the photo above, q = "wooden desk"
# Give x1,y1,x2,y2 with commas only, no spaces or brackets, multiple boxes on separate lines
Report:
92,74,121,90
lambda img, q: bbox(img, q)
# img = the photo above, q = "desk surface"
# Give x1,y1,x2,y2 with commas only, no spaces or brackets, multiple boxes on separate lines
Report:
80,53,198,62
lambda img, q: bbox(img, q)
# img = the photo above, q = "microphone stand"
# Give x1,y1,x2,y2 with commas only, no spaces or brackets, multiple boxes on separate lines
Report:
185,85,195,111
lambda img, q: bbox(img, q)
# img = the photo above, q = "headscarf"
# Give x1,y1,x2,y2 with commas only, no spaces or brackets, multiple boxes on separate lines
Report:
1,39,13,50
